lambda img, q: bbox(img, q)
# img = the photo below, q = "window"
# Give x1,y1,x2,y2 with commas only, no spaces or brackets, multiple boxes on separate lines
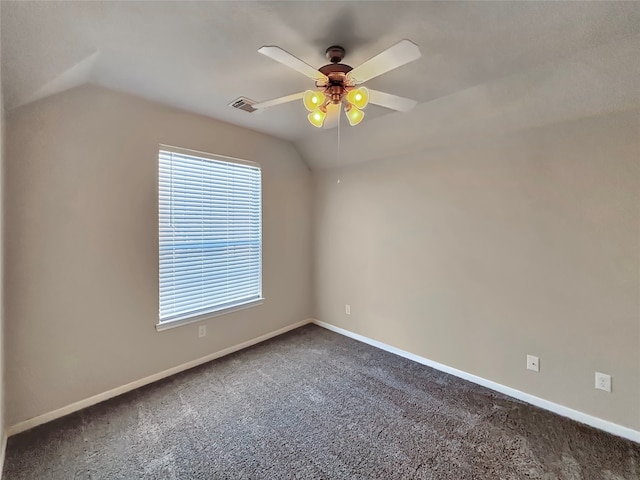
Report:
158,146,262,330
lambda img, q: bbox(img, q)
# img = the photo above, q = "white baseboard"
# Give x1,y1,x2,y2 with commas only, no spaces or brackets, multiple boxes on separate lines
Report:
0,432,6,480
9,318,638,444
7,319,313,436
312,319,640,444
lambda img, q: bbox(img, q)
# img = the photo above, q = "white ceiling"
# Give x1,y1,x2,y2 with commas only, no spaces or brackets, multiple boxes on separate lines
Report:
2,1,639,168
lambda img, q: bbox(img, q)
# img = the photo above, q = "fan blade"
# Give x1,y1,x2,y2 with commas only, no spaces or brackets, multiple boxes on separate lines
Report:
368,89,417,112
258,46,328,82
348,39,421,84
253,91,305,110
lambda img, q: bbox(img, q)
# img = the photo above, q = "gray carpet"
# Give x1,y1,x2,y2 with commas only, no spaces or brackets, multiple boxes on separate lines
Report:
4,324,639,479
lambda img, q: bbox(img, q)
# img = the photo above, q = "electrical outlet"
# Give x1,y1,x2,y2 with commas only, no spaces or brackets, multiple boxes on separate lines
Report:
595,372,611,392
198,325,206,338
526,355,540,372
345,304,351,315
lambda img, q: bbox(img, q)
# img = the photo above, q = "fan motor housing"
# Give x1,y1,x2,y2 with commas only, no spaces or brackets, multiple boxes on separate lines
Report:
318,45,356,104
318,67,355,103
318,63,353,76
319,63,354,104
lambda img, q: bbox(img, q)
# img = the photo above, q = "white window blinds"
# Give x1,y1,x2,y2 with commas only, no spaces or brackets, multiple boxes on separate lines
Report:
159,147,262,324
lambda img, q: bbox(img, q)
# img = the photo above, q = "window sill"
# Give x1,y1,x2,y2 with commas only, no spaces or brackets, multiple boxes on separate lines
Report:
156,298,265,332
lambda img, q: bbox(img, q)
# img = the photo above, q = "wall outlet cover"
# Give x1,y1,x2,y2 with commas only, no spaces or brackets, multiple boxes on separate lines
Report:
526,355,540,372
595,372,611,392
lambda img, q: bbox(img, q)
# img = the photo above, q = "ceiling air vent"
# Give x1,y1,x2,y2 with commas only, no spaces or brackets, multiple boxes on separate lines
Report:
229,97,257,113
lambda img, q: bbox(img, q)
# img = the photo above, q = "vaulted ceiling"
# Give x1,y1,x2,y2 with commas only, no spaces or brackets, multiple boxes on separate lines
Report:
2,1,639,168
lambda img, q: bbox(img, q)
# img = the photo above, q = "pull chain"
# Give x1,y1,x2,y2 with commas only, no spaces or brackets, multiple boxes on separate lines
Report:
337,105,342,184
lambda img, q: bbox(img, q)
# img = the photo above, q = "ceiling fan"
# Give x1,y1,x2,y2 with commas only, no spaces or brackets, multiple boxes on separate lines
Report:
253,40,422,128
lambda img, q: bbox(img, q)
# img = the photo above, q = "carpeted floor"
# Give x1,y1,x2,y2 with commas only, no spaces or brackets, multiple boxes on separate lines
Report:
4,324,640,479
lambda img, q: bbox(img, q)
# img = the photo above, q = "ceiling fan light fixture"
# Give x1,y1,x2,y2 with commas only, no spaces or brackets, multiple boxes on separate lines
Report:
308,107,327,128
345,104,365,126
303,90,326,112
255,40,422,130
347,87,369,110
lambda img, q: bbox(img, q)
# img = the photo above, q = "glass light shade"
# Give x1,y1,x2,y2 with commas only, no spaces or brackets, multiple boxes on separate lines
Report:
308,108,327,128
303,90,326,112
345,105,365,126
347,87,369,109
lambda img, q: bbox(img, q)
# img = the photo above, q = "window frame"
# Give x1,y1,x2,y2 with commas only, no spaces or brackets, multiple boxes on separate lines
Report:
156,144,264,332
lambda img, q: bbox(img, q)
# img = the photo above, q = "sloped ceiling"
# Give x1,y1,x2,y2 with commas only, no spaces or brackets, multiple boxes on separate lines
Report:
1,1,639,168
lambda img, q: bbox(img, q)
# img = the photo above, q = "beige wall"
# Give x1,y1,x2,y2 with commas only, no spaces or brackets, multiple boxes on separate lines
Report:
4,82,639,434
0,34,5,444
4,85,313,427
314,110,640,430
